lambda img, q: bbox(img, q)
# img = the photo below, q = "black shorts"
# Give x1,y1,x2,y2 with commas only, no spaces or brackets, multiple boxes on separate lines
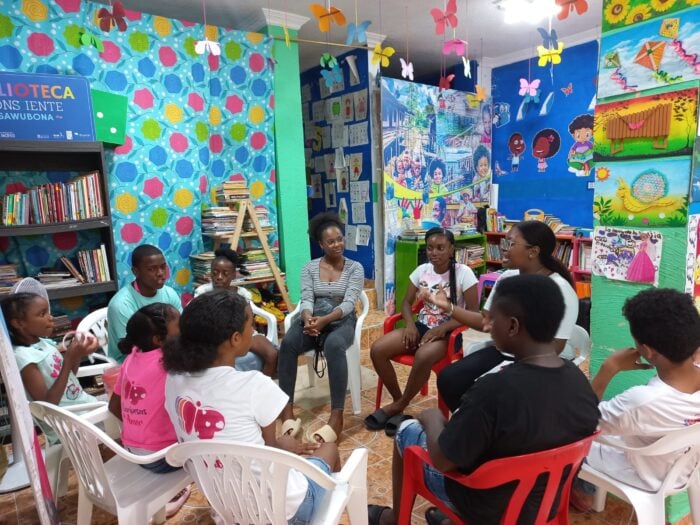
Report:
414,322,462,352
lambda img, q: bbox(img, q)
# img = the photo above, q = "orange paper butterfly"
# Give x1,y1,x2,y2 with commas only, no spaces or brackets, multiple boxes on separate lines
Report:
97,0,127,33
561,82,573,96
309,3,347,32
555,0,588,20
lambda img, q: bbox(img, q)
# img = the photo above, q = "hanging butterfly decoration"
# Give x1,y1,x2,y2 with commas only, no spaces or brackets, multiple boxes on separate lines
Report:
400,58,414,81
537,27,558,49
372,43,395,68
555,0,588,20
309,3,347,32
465,92,480,108
439,73,456,92
442,39,467,57
462,57,472,78
561,82,573,96
475,84,486,101
537,42,565,66
97,0,128,32
519,78,541,103
283,24,291,48
195,39,221,56
346,20,371,45
430,0,458,35
80,31,104,52
320,52,338,69
320,64,343,88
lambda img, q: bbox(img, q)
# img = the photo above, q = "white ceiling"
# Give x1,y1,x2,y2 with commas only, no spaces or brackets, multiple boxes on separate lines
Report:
103,0,602,77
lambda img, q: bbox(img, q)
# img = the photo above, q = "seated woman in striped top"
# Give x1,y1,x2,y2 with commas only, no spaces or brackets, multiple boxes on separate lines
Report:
277,212,364,444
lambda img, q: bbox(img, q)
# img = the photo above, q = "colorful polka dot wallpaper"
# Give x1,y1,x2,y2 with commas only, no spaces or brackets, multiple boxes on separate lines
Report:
0,0,277,303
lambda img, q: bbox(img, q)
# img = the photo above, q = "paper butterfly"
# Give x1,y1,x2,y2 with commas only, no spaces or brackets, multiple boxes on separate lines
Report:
465,93,480,108
372,43,395,68
537,42,565,66
345,20,371,45
519,78,541,97
439,73,455,92
537,27,558,49
97,0,127,32
462,57,472,78
80,31,104,52
320,52,338,69
195,39,221,56
561,82,573,96
430,0,458,35
442,39,467,57
320,64,343,88
475,84,486,101
400,58,414,81
283,25,291,48
309,3,347,32
555,0,588,20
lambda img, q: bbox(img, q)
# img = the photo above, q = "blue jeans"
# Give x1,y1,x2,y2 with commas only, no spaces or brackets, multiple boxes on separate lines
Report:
139,457,180,474
395,420,455,510
288,456,331,525
234,351,264,372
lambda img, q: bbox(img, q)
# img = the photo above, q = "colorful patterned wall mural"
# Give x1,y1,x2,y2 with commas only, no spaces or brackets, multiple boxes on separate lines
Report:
0,0,276,306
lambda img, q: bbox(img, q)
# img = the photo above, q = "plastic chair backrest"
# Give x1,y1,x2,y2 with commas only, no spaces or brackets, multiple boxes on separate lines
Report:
565,325,591,366
76,307,109,351
29,401,118,514
285,290,369,333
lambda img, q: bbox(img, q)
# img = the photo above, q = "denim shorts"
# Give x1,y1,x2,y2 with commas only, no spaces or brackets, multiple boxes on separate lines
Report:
395,420,455,510
288,456,331,525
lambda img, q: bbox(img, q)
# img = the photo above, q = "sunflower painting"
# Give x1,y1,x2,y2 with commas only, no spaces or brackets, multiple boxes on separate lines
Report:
602,0,696,32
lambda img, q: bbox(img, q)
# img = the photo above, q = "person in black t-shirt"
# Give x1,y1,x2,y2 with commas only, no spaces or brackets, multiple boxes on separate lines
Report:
367,274,600,525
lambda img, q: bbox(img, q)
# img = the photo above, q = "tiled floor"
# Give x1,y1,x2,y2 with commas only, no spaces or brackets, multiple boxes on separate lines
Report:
0,325,687,524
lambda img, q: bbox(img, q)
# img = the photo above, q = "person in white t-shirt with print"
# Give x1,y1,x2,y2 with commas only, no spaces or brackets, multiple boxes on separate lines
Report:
365,228,479,434
163,289,340,525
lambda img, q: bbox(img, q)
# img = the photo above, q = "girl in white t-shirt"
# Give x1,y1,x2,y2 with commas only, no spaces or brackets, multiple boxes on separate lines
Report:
365,227,479,433
421,220,579,413
162,289,340,525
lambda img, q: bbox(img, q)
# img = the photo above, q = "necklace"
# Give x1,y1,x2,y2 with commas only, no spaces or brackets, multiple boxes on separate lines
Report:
518,352,558,362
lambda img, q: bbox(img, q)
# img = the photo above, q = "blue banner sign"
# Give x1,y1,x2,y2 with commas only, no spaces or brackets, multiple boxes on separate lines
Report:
0,72,95,141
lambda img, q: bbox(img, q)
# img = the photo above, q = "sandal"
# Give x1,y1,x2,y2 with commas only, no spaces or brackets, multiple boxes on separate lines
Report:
425,506,452,525
165,485,191,518
385,414,413,437
280,418,301,438
364,408,390,431
308,424,338,443
368,504,391,525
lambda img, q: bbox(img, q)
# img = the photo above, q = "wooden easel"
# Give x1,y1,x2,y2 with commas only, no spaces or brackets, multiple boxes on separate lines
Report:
212,199,292,309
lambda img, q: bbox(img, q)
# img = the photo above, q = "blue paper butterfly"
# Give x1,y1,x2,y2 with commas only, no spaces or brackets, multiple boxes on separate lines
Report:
320,65,343,88
345,20,371,45
537,27,558,49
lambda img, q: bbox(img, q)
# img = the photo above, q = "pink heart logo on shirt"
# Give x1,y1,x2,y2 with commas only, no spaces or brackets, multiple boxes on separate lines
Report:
176,396,225,439
125,381,147,405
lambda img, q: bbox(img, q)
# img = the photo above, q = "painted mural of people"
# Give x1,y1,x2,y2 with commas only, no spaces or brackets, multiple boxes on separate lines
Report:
567,114,594,177
507,132,526,173
532,128,561,173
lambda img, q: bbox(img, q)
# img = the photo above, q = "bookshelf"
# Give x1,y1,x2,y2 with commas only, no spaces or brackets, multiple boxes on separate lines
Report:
0,140,117,301
394,232,486,309
571,236,592,298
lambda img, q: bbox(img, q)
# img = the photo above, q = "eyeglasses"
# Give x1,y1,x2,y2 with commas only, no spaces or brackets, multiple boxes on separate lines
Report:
500,238,533,251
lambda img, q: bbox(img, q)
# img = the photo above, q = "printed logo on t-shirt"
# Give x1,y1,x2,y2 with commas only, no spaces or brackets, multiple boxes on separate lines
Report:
418,271,451,327
176,396,226,439
125,381,147,405
50,353,62,378
65,383,82,400
684,417,700,426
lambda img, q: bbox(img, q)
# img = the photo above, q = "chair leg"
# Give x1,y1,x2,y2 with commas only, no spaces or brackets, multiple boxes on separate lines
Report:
625,496,666,525
590,485,607,512
375,378,384,411
152,506,167,524
346,344,362,415
76,484,94,525
117,504,149,525
688,477,700,525
307,360,317,387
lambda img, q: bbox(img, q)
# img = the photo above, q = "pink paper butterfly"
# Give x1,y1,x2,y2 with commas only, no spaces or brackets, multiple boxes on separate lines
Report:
519,78,541,97
442,39,467,57
430,0,458,35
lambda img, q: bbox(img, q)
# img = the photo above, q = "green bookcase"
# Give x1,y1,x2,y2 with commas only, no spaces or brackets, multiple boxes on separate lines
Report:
394,233,486,309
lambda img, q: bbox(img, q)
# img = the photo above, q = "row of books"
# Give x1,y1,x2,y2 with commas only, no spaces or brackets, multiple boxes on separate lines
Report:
578,243,593,272
60,245,111,284
37,270,81,290
215,181,249,202
1,171,104,226
553,240,574,268
486,243,503,262
0,264,19,294
484,209,506,233
190,252,216,286
455,245,485,269
202,207,238,235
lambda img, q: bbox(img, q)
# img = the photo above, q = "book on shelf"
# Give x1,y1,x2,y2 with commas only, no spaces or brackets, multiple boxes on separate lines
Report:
579,244,592,271
0,264,19,294
74,244,111,284
455,245,485,268
60,256,86,283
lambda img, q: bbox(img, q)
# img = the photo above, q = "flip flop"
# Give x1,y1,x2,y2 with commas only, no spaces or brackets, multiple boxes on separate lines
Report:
367,504,391,525
385,414,413,437
425,507,451,525
364,408,390,431
308,424,338,444
280,418,301,438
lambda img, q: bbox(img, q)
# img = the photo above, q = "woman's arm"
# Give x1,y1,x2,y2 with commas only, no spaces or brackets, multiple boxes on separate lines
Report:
417,287,487,331
298,263,316,323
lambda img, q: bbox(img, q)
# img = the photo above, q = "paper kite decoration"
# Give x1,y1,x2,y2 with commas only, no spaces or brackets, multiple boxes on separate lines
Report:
400,58,414,81
309,3,347,32
195,39,221,56
97,1,128,32
659,19,700,75
659,18,679,40
439,74,455,92
345,20,371,45
80,31,104,52
321,65,343,88
555,0,588,20
634,41,666,72
537,42,564,66
430,0,458,35
442,39,467,57
604,51,621,69
320,52,338,69
372,43,395,68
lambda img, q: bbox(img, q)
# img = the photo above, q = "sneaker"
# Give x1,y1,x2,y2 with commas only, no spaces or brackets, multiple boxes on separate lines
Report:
165,485,191,518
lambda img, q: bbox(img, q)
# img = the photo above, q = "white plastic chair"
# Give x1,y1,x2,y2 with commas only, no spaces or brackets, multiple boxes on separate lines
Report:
29,401,191,525
579,424,700,525
194,284,279,346
562,325,590,367
75,307,117,378
166,440,368,525
283,291,369,415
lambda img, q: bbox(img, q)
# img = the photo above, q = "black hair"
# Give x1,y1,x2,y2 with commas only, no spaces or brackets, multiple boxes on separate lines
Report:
532,129,561,159
515,220,574,287
623,288,700,364
490,274,564,343
117,303,178,355
308,211,344,243
213,247,250,276
0,292,43,346
473,145,491,166
425,227,457,305
569,114,594,134
131,244,163,268
162,289,249,373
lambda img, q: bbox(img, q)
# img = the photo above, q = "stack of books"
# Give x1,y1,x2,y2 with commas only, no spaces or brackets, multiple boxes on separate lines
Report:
190,252,216,286
241,248,277,281
0,264,19,294
37,270,80,289
202,207,238,236
399,228,427,240
215,181,248,203
456,245,485,268
1,171,104,226
59,245,111,284
252,205,273,231
51,315,73,342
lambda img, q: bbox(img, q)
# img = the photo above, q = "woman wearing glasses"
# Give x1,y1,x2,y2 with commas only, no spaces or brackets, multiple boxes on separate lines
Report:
419,220,579,412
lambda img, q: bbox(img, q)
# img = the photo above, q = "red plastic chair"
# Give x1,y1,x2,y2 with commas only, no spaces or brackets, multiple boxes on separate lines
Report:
398,432,599,525
375,302,467,417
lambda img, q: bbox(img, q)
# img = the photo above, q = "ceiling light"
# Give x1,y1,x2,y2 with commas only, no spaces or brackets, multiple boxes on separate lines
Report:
497,0,562,24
